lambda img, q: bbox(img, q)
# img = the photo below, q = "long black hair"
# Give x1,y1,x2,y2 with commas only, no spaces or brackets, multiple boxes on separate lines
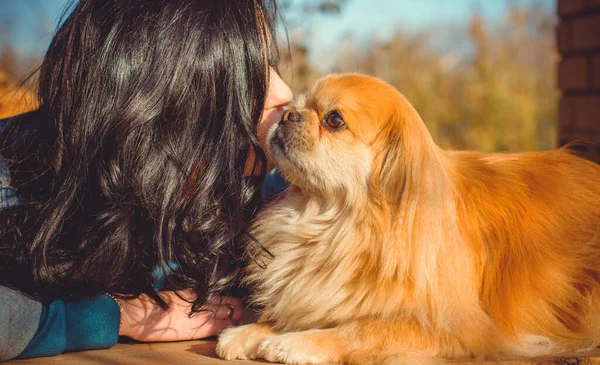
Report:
0,0,279,310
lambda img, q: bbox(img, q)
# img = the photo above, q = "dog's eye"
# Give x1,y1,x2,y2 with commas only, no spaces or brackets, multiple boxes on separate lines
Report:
324,111,345,129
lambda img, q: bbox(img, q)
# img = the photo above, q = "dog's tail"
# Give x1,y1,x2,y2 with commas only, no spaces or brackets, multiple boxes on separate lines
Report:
561,139,600,165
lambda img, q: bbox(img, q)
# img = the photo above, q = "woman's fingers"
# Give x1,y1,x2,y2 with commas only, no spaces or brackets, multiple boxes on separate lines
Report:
181,298,245,339
187,317,234,339
200,296,244,324
119,291,245,342
162,290,244,324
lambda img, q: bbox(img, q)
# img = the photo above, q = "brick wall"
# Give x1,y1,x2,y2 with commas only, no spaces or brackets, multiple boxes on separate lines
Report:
557,0,600,146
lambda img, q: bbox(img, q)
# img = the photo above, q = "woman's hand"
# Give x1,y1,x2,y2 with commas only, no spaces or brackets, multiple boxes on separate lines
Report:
118,290,243,342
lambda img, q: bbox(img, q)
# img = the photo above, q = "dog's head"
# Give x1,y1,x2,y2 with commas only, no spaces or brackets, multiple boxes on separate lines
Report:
265,73,437,201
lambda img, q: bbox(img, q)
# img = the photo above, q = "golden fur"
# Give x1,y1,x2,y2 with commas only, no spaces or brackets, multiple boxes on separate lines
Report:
217,73,600,364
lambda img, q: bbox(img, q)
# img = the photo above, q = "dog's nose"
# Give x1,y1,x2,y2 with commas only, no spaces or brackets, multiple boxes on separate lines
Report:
281,109,303,123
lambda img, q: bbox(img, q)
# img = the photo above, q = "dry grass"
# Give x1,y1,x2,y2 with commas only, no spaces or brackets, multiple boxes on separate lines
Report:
279,3,557,153
0,69,37,119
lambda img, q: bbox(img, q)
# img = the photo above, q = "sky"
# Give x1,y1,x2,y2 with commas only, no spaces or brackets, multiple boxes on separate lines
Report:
0,0,556,66
290,0,554,38
287,0,555,69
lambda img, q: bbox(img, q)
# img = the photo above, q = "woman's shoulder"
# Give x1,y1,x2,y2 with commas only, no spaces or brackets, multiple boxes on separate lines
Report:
0,153,20,210
0,109,40,141
0,110,40,210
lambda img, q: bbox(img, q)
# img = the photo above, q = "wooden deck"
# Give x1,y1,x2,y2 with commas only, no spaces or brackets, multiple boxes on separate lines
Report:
7,340,600,365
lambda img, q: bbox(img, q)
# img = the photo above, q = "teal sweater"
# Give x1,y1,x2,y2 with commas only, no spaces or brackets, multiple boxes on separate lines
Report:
16,296,120,359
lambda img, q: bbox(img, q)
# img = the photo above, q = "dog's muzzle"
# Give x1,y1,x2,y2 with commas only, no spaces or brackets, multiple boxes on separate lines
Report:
280,109,303,125
269,109,305,159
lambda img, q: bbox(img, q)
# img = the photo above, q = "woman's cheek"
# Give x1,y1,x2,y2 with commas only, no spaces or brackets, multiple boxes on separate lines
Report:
245,108,284,176
257,107,285,150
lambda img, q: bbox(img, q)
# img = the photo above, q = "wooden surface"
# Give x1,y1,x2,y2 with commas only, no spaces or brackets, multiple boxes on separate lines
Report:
7,340,600,365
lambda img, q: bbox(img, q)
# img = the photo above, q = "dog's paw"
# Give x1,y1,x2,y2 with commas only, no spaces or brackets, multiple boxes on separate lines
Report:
257,331,344,364
216,323,276,360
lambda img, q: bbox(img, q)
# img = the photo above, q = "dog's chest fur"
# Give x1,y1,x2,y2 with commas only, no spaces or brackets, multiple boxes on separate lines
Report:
246,189,403,332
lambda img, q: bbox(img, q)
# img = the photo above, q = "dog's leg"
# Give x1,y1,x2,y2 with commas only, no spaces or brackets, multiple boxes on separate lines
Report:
216,322,278,360
255,317,483,365
257,327,346,364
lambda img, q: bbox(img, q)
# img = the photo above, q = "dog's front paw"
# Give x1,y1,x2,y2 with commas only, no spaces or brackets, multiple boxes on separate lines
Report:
257,330,344,364
216,323,276,360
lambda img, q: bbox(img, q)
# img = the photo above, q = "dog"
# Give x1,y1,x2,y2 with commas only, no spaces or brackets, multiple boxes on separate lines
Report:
217,73,600,364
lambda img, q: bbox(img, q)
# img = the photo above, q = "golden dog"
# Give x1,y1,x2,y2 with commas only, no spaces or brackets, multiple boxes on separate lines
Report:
217,74,600,364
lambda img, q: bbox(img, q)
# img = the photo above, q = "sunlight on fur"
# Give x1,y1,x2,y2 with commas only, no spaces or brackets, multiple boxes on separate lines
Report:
217,73,600,365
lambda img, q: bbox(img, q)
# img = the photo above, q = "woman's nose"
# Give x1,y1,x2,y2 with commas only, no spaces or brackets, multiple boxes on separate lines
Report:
264,68,293,110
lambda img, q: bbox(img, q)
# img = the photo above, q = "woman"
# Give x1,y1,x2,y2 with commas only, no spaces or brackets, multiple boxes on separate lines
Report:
0,0,292,360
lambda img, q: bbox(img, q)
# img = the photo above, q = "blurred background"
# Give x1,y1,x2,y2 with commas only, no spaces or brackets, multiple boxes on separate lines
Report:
0,0,558,152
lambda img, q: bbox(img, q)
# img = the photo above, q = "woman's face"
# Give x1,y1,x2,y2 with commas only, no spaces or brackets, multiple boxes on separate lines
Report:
257,67,293,153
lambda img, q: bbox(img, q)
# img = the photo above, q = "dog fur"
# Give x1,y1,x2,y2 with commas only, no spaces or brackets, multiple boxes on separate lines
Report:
217,73,600,364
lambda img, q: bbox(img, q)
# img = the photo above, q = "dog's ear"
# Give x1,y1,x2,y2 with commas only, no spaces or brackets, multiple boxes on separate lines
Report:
369,105,441,206
370,125,407,205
